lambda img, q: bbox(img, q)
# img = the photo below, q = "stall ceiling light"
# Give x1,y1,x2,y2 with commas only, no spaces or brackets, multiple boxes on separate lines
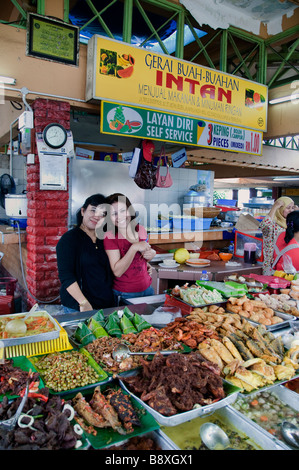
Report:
0,76,16,85
269,94,299,105
273,176,299,181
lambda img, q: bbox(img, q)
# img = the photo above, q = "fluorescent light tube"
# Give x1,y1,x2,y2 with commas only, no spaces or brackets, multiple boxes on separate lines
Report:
273,176,299,181
0,76,16,85
269,94,299,105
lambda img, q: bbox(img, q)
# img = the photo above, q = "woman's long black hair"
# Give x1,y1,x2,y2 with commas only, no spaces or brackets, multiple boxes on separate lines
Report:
285,210,299,244
76,193,107,226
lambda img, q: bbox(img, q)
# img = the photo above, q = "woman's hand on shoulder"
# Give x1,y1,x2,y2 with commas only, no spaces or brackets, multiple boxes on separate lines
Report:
133,241,150,253
142,247,156,261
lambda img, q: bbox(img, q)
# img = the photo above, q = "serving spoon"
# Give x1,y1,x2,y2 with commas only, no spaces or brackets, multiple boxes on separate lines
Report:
112,343,178,362
5,303,39,336
281,421,299,449
200,422,235,450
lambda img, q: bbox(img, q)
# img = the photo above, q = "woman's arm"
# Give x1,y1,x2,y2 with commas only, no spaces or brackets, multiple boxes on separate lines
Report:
106,241,149,277
66,282,93,311
56,230,92,311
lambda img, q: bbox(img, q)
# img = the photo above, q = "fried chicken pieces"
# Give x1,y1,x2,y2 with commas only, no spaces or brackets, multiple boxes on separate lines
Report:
123,352,225,416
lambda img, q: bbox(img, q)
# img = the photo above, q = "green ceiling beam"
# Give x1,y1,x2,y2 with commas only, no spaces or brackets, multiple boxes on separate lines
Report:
268,37,299,88
123,0,133,43
1,0,298,89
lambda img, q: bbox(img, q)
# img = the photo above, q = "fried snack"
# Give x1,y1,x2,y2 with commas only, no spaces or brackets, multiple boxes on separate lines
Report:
209,338,235,364
222,336,243,361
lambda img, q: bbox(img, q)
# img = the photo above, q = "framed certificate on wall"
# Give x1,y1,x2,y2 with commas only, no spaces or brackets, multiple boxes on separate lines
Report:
26,13,79,66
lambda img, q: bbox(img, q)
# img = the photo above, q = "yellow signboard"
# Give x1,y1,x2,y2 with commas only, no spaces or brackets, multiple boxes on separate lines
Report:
86,36,268,132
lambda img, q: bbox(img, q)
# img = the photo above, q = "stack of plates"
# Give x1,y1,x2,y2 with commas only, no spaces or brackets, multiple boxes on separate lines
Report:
185,259,211,267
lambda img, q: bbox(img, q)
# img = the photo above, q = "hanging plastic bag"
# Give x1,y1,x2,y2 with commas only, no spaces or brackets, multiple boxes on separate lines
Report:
282,254,297,274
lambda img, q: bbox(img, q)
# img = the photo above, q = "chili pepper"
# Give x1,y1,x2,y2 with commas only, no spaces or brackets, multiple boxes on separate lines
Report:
27,392,48,402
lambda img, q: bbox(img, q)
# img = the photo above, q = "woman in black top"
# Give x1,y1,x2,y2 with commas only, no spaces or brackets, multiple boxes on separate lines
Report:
56,194,115,313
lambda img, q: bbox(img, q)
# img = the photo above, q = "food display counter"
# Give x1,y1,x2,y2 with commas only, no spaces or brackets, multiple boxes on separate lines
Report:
0,285,298,452
151,259,263,294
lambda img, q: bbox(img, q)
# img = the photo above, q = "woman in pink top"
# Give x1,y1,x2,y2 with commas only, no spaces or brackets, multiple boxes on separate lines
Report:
103,193,156,304
260,196,297,275
272,211,299,273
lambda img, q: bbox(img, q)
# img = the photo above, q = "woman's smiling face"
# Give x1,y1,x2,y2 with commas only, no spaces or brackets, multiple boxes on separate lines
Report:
82,204,107,230
110,201,129,229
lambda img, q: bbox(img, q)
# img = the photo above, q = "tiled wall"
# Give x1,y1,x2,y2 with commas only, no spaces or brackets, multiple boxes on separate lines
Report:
143,166,213,226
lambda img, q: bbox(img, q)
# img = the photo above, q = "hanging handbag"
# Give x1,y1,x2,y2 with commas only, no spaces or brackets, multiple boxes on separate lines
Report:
156,147,173,188
134,140,157,190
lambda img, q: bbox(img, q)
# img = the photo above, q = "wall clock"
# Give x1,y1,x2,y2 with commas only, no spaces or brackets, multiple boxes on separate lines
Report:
43,123,68,149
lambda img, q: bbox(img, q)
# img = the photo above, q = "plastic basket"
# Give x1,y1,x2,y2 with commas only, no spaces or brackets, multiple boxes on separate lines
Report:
0,295,14,315
2,322,72,358
172,217,212,231
0,277,17,296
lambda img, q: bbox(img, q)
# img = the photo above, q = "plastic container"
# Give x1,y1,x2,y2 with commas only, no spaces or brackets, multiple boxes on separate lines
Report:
3,322,72,358
156,218,173,229
0,277,17,296
172,217,212,231
0,295,14,314
244,242,257,264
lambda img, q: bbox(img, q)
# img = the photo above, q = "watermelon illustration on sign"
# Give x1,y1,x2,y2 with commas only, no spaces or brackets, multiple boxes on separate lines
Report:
117,54,135,78
245,89,265,110
107,106,142,134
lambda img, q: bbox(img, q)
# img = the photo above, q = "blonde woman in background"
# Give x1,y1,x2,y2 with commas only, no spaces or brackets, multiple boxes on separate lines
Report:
260,196,298,275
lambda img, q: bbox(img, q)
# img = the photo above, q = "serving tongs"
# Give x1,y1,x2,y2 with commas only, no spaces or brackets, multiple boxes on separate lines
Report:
0,381,29,431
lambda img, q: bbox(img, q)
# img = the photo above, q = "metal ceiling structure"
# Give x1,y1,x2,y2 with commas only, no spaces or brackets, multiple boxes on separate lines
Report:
1,0,298,89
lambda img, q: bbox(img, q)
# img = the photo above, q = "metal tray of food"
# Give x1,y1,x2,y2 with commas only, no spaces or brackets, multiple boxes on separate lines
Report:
0,310,61,346
227,309,296,331
231,384,299,449
103,430,177,450
169,293,227,309
119,373,240,427
157,405,289,450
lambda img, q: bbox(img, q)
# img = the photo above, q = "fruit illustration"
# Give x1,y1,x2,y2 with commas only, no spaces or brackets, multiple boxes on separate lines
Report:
108,107,142,134
197,120,206,141
99,49,135,78
117,65,134,78
116,53,135,78
245,88,265,110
